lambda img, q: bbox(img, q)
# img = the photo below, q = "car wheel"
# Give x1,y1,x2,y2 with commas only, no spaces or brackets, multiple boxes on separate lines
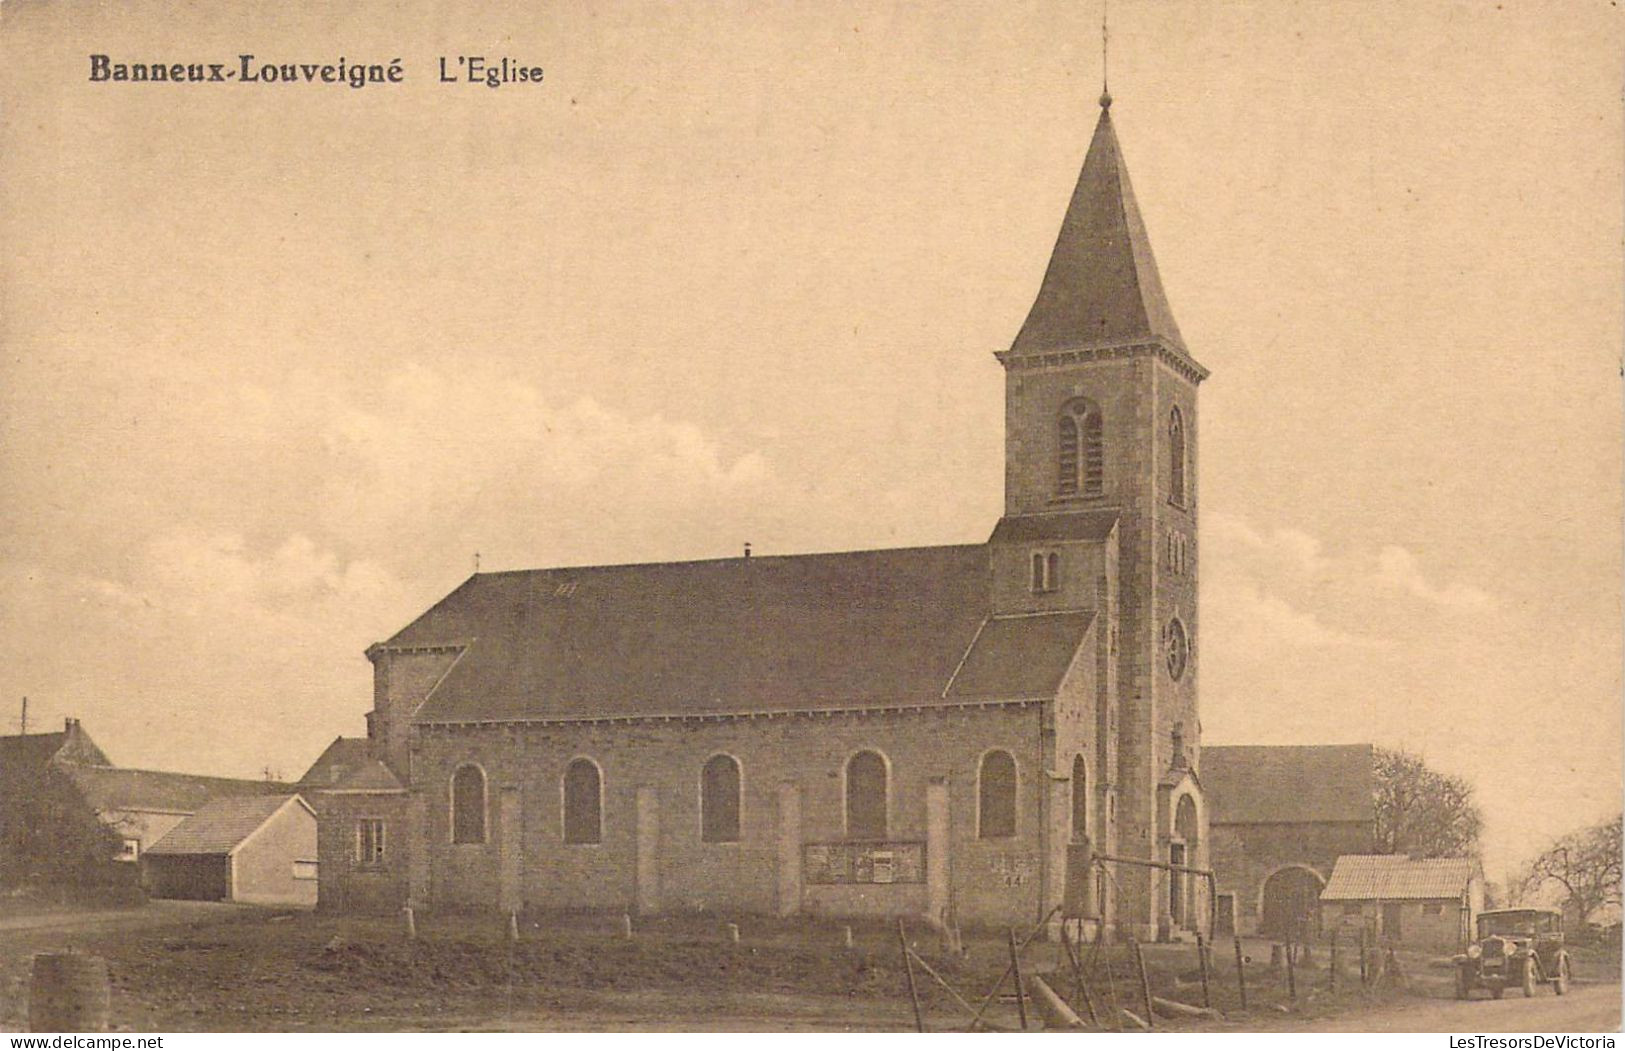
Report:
1522,960,1538,998
1554,957,1570,996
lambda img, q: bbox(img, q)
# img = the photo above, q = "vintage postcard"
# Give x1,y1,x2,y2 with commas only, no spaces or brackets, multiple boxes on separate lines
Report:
1,0,1620,1037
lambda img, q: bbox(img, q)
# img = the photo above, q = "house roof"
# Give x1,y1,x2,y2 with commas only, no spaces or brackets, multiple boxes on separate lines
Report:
145,794,310,856
379,543,1091,723
1320,854,1478,902
0,722,109,770
1203,744,1374,825
0,731,71,771
1010,99,1187,356
61,763,285,814
297,736,370,787
988,509,1120,545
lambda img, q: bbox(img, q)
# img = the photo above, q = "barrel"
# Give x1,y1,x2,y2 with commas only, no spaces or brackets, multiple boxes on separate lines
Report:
28,953,110,1033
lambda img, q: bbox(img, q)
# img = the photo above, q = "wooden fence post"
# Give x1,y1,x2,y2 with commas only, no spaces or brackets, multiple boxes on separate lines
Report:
1060,924,1100,1028
898,919,925,1033
1132,940,1156,1030
1196,932,1211,1009
1008,927,1029,1030
1233,935,1248,1011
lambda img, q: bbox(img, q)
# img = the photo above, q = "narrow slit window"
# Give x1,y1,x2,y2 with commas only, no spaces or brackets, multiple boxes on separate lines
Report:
1169,406,1187,506
1071,754,1088,841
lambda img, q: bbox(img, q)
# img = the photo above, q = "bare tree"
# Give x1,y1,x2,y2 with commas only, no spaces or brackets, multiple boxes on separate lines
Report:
1373,747,1483,858
1521,813,1622,927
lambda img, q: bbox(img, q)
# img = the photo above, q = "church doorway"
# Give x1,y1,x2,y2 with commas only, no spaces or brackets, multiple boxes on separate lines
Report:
1170,793,1200,930
1259,866,1324,942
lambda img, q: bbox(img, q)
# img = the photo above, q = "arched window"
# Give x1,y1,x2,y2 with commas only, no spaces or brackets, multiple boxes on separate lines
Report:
563,758,603,845
1071,754,1089,841
451,764,486,844
701,754,741,843
1169,406,1186,506
1058,399,1104,497
978,749,1017,839
845,750,888,839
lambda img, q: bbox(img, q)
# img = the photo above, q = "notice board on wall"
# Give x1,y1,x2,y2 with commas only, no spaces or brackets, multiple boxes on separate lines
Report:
803,841,926,885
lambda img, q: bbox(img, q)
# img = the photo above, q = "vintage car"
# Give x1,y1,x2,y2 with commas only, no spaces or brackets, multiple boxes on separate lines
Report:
1453,908,1571,999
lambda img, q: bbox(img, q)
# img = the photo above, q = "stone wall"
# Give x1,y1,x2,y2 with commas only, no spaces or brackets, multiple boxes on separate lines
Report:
403,702,1060,927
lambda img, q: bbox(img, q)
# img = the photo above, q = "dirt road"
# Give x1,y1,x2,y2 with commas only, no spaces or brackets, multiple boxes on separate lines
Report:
1289,982,1620,1033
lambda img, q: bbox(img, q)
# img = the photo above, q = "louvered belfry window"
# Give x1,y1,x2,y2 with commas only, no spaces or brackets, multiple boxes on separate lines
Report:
1059,399,1103,497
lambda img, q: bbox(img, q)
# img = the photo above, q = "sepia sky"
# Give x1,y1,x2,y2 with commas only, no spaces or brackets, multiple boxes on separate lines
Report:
2,0,1619,882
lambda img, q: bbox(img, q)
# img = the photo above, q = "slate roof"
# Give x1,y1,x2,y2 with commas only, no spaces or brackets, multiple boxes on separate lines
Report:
1011,99,1187,355
1203,744,1374,825
379,544,1094,723
0,731,72,771
146,794,310,856
297,737,370,787
61,764,285,814
1320,855,1477,902
326,758,405,793
946,611,1094,698
0,723,109,770
988,509,1120,545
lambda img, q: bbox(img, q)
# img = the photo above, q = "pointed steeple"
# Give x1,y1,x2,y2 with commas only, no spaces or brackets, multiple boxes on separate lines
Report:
1011,97,1186,355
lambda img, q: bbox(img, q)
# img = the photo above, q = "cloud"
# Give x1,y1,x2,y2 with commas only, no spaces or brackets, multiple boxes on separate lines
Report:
1207,514,1331,582
1204,512,1498,648
1205,578,1388,651
1373,544,1497,611
0,363,784,779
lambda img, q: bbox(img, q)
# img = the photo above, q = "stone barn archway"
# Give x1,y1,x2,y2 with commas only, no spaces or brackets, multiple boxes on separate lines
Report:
1259,866,1324,942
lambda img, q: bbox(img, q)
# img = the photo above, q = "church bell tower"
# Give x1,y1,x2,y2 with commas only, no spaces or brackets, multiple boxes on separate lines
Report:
993,91,1209,941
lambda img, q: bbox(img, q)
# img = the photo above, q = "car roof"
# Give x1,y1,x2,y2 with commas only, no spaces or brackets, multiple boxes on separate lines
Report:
1478,907,1560,917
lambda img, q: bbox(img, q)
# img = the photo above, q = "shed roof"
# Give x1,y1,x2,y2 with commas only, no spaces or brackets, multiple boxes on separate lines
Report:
1320,855,1477,902
146,794,310,856
988,509,1120,545
1203,744,1374,825
380,544,1090,724
62,764,285,814
945,611,1094,698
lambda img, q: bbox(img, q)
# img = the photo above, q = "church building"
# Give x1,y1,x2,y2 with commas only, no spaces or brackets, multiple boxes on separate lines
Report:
314,91,1210,942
